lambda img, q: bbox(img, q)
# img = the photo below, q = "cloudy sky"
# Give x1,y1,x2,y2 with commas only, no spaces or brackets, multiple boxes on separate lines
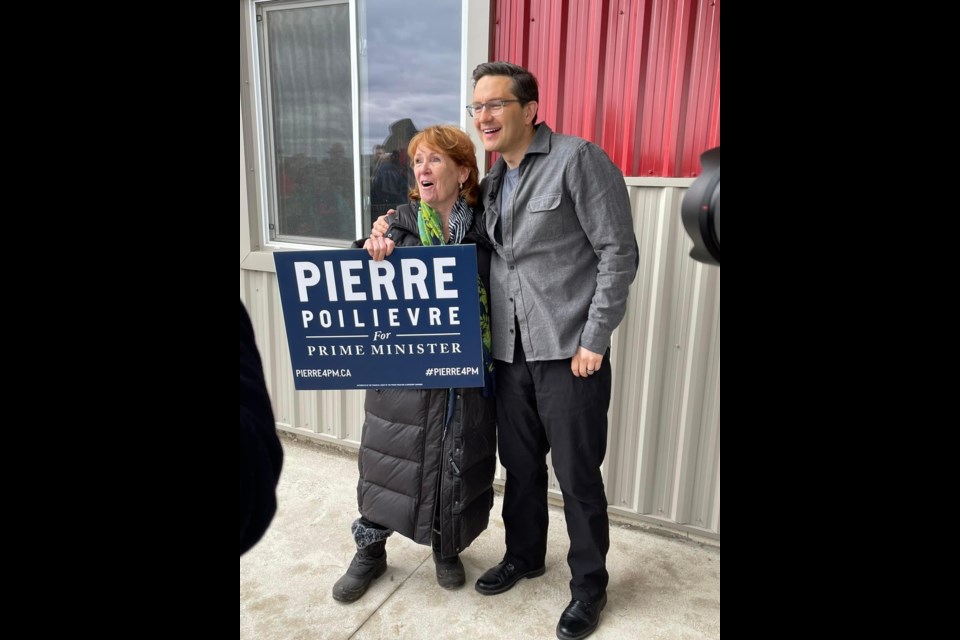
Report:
269,0,464,160
360,0,463,153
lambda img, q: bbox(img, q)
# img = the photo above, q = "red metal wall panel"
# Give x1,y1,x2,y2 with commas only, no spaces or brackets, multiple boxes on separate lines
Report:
489,0,720,177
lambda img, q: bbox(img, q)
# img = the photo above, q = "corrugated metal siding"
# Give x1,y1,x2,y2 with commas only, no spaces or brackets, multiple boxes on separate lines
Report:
241,180,720,539
491,0,720,177
241,269,367,446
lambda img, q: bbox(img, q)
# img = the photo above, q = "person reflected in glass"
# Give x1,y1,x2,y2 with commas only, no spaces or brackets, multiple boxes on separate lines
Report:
333,125,496,603
370,118,419,223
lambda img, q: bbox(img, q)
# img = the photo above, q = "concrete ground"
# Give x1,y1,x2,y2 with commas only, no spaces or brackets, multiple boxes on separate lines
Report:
240,435,720,640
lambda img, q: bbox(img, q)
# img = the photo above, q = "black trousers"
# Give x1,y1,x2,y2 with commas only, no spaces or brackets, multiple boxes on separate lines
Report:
495,330,611,603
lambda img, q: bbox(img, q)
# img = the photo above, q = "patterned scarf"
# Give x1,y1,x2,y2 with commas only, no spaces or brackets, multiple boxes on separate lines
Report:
418,199,495,395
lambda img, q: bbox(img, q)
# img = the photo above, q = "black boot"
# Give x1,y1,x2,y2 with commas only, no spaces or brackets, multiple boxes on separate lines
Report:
431,530,465,589
332,540,387,603
433,550,465,589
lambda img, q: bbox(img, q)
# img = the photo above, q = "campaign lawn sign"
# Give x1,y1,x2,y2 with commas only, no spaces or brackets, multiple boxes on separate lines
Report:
274,245,484,390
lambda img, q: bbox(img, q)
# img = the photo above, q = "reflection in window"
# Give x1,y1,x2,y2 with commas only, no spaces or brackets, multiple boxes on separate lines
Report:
360,0,461,230
255,0,461,246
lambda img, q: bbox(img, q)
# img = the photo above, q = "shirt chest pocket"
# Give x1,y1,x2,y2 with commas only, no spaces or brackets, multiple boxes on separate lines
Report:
526,193,564,240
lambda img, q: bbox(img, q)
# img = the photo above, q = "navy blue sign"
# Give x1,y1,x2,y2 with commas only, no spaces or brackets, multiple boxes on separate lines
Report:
274,245,484,390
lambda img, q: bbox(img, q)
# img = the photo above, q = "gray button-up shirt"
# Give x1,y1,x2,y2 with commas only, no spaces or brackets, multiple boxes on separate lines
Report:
482,124,639,362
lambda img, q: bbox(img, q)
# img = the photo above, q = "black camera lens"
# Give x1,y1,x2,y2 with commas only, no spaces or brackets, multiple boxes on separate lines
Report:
681,146,720,266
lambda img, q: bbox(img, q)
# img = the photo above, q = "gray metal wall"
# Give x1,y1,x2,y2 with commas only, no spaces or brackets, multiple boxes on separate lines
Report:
241,178,719,541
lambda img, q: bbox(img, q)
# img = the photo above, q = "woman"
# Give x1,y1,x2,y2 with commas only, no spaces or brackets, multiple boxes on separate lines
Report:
333,125,496,603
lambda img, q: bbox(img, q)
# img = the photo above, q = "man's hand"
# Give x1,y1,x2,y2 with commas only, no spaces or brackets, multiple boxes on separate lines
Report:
571,346,604,378
371,211,394,238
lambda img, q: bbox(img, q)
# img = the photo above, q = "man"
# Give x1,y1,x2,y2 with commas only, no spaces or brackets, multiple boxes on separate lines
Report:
368,62,637,640
468,61,637,640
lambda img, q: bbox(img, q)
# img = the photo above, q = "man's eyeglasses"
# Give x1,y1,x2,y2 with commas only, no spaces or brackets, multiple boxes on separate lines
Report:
466,99,521,117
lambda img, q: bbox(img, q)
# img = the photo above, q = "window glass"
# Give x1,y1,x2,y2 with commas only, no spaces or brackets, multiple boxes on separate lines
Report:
360,0,462,229
262,1,354,244
256,0,462,246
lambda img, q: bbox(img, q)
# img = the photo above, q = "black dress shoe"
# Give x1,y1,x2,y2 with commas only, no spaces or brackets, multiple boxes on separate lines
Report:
556,594,607,640
474,560,545,595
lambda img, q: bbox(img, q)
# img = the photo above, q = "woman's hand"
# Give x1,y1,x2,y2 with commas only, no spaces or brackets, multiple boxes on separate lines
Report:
364,234,396,261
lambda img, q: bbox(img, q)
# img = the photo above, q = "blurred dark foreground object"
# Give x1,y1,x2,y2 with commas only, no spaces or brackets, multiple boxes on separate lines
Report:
240,300,284,555
681,146,720,266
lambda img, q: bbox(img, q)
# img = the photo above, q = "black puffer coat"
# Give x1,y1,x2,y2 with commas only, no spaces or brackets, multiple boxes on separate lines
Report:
357,203,497,558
